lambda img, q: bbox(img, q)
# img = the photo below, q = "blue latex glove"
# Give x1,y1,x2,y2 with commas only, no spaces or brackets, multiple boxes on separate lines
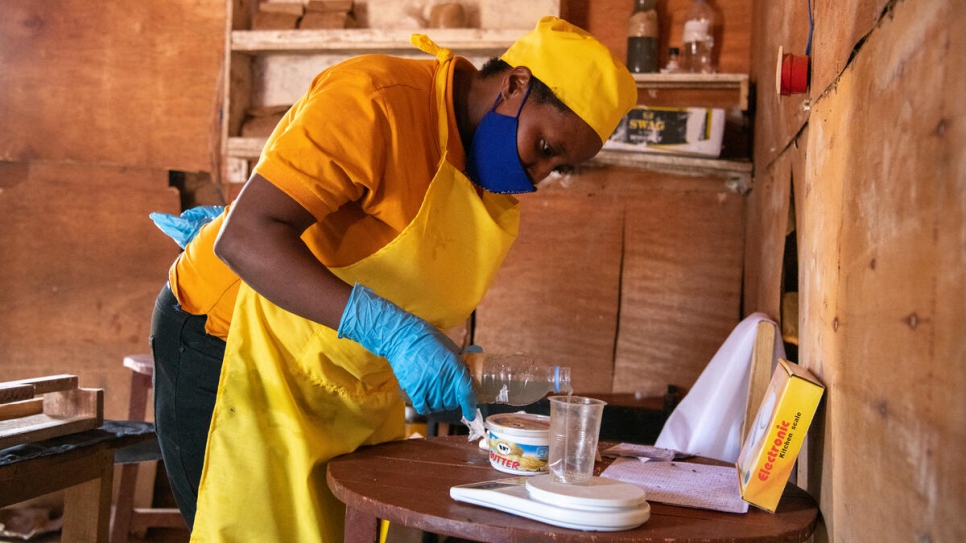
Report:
338,283,477,421
149,206,225,249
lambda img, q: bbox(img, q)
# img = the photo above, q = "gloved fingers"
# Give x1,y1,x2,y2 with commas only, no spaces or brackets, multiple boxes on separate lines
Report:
149,212,196,249
408,395,430,417
459,392,477,422
181,205,225,221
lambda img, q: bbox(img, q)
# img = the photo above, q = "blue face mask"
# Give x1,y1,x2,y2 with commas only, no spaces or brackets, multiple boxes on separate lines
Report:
465,86,536,194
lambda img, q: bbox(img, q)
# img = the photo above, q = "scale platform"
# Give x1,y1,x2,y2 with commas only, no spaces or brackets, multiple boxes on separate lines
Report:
450,474,650,531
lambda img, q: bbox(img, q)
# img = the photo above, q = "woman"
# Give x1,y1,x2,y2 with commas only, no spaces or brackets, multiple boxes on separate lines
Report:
150,16,637,542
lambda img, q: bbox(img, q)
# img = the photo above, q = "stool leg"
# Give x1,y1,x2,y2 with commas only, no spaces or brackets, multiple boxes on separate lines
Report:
110,463,139,543
111,370,152,543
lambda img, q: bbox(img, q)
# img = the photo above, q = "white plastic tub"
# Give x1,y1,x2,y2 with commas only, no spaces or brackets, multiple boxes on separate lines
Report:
485,413,551,476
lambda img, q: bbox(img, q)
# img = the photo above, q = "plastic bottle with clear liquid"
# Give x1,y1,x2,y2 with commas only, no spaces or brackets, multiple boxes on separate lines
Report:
681,0,716,73
464,352,572,406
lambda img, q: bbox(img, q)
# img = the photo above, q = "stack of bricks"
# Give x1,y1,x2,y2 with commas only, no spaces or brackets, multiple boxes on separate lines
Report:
251,0,355,30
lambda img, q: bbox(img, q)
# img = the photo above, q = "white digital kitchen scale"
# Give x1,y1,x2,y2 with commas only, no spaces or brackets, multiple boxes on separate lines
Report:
450,474,650,531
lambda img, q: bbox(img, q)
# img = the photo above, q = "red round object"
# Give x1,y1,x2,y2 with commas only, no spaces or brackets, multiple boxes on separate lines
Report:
780,54,809,95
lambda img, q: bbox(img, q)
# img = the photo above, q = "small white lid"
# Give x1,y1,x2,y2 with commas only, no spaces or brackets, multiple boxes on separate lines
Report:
526,474,647,510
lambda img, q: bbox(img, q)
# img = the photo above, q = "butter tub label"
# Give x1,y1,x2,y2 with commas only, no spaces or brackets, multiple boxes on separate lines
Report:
488,434,549,474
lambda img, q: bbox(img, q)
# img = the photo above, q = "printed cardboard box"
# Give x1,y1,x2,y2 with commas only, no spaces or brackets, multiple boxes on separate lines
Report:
603,106,725,157
736,359,825,513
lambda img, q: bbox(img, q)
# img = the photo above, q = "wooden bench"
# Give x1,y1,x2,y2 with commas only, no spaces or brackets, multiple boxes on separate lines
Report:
0,375,156,542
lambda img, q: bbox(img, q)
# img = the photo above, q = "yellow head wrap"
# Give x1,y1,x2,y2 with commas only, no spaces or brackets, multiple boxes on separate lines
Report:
501,16,638,144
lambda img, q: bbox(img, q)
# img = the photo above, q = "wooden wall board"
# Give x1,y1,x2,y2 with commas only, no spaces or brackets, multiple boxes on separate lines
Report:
799,0,965,540
0,0,225,173
475,165,746,397
612,172,745,397
810,0,888,103
741,132,799,321
473,170,624,395
0,161,181,420
359,0,559,30
750,0,811,171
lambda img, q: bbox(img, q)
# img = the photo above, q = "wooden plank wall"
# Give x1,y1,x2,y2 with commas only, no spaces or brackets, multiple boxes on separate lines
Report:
0,0,226,173
0,162,180,420
0,0,753,415
0,0,226,420
475,166,745,397
747,0,966,541
473,0,753,397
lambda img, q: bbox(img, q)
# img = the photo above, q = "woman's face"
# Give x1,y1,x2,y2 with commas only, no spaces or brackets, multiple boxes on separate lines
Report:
496,92,603,187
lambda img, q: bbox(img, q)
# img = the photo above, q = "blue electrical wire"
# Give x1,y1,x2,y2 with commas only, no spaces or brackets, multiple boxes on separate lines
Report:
806,0,814,55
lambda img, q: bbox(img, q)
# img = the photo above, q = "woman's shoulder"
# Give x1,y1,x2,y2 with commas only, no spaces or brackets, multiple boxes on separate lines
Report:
332,54,437,92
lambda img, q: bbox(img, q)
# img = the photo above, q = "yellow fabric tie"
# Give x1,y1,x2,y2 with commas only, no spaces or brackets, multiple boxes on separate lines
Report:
411,34,453,63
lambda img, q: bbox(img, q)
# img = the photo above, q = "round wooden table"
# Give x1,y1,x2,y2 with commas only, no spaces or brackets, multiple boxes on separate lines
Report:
326,436,819,543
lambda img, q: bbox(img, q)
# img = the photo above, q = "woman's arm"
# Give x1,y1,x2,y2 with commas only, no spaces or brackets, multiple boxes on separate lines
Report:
213,173,351,329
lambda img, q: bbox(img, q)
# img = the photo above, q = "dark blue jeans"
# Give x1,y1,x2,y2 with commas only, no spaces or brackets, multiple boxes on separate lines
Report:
150,283,225,530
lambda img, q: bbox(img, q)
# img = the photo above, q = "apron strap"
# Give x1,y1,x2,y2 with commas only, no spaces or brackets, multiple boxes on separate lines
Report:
411,34,454,154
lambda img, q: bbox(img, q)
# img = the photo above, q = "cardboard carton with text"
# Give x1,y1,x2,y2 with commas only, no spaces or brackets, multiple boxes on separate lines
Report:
736,359,824,512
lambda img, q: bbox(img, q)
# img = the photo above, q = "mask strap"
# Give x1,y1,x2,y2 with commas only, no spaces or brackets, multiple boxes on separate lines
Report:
513,84,532,117
491,82,533,116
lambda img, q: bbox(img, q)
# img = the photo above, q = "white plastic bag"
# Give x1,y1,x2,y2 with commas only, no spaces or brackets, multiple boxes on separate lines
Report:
654,313,785,463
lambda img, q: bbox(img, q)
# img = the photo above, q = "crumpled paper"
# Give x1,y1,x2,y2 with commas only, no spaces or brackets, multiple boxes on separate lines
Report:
462,408,488,449
0,505,63,541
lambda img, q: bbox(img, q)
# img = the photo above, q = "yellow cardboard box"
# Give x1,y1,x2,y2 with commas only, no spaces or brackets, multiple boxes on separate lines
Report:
736,359,824,512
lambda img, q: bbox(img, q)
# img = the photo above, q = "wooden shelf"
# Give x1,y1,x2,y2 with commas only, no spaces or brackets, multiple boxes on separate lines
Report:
221,26,751,184
592,149,753,191
634,73,750,110
227,137,752,190
633,72,748,90
231,28,525,54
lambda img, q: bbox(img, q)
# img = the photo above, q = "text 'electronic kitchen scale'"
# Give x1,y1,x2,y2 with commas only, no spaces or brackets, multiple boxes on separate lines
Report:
450,474,650,531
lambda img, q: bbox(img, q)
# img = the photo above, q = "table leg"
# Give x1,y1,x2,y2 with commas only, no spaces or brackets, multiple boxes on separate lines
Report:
61,448,114,543
344,506,380,543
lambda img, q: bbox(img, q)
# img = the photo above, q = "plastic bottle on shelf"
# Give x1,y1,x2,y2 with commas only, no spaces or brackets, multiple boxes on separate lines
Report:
681,0,716,73
626,0,659,73
465,351,572,406
661,47,682,73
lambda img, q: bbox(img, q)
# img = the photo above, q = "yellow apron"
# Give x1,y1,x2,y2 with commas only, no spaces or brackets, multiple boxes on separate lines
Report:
190,39,519,543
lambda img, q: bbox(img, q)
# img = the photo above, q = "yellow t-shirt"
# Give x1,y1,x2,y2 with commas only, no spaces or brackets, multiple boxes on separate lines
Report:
169,53,471,340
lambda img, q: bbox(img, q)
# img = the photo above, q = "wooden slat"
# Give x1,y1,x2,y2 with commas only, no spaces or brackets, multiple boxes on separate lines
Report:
44,388,104,420
231,28,522,53
11,374,79,395
122,354,155,377
0,383,35,405
0,398,44,422
0,388,103,450
742,321,776,441
0,415,102,451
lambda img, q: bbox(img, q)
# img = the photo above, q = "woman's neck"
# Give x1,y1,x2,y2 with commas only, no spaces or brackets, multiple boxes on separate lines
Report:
453,65,503,152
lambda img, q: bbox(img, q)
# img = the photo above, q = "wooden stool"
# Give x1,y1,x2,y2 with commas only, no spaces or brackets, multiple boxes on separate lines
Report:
110,354,186,543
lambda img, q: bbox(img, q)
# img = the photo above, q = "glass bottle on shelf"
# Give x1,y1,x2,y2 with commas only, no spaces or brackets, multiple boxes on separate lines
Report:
661,47,682,73
626,0,659,73
682,0,716,73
